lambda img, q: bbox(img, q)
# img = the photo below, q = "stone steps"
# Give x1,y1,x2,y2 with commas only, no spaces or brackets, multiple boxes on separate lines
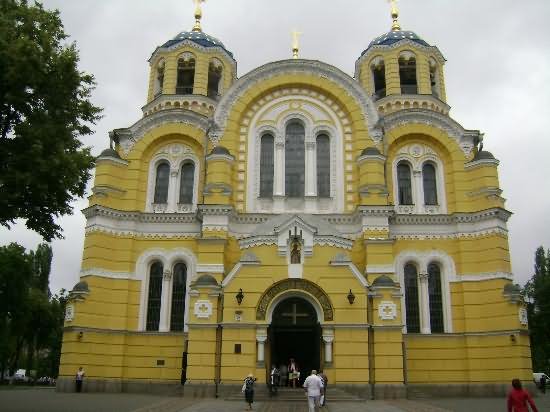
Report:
226,387,364,402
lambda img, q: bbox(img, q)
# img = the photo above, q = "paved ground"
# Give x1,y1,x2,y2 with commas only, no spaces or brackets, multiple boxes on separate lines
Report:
0,388,548,412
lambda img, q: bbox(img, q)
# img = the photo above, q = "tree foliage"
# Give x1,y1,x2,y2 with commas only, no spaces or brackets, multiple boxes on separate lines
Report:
0,242,67,380
523,246,550,373
0,0,102,240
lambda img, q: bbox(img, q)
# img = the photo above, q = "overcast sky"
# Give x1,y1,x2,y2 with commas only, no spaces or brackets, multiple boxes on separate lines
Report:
1,0,549,293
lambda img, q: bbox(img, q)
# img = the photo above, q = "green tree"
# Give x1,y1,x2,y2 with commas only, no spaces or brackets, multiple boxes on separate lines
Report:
524,246,550,373
0,0,102,241
0,243,33,379
30,243,52,294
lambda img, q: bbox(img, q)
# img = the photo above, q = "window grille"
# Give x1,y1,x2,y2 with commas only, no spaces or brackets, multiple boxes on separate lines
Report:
179,162,195,204
397,162,413,205
423,163,438,205
170,263,187,331
259,134,274,197
316,134,330,197
428,262,444,333
154,163,170,204
285,122,305,197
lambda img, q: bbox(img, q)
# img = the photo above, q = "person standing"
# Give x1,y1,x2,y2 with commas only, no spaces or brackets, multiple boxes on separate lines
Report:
288,358,298,388
318,370,328,407
507,378,538,412
242,373,257,411
269,365,280,396
540,374,546,394
303,369,323,412
75,367,85,393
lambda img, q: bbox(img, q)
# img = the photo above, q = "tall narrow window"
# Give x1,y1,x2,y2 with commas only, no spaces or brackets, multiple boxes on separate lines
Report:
170,262,187,331
154,61,165,97
399,55,418,94
146,262,163,331
316,134,330,197
423,163,438,205
285,121,305,197
397,162,413,205
207,60,222,100
154,163,170,204
372,61,386,100
430,66,439,97
428,263,444,333
259,134,274,197
179,162,195,204
176,57,195,95
404,263,420,333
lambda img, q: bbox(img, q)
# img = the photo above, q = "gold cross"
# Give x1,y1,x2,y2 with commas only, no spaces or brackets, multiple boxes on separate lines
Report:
192,0,205,32
292,30,302,59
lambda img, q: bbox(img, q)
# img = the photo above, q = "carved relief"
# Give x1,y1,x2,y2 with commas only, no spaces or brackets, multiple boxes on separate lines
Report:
194,300,213,319
256,279,333,321
378,301,397,320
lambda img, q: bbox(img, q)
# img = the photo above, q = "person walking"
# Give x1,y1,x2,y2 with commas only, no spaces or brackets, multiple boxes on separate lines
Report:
269,365,280,396
288,358,299,388
318,370,328,407
540,374,546,394
507,378,538,412
242,373,257,411
303,369,323,412
75,367,85,393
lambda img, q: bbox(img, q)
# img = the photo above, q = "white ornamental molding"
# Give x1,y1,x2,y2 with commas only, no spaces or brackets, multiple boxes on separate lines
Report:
378,301,397,320
65,304,75,322
519,308,528,326
212,60,382,145
194,300,213,319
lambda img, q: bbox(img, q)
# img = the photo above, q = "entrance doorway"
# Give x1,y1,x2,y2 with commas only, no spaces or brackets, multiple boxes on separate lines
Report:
269,297,321,386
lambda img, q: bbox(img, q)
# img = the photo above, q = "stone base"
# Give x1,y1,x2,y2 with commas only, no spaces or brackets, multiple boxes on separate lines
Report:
56,377,182,395
406,383,538,398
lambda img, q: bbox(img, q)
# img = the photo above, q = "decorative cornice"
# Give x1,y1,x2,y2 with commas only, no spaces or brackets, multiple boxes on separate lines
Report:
141,94,217,117
197,204,234,217
95,156,129,167
384,109,479,156
80,268,133,280
114,109,211,156
83,205,199,223
464,158,500,169
212,59,383,145
451,272,514,282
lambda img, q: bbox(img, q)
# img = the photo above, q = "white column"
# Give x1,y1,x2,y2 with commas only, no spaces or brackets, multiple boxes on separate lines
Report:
159,269,172,332
322,328,334,365
256,329,268,366
273,140,285,196
418,273,431,334
412,169,423,213
167,168,179,212
305,141,316,197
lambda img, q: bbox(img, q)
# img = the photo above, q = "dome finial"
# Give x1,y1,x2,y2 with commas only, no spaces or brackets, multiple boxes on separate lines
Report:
388,0,401,31
292,30,302,59
192,0,205,32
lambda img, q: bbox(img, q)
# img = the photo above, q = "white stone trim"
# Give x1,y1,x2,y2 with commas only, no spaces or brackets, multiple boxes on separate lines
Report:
136,247,197,333
391,143,447,215
79,268,133,279
395,250,455,334
265,291,324,325
451,272,514,282
145,143,200,213
330,260,369,288
196,264,224,274
246,93,345,214
365,264,394,275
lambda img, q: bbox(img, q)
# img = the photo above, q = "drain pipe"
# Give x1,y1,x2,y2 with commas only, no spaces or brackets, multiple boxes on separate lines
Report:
214,293,224,398
367,289,375,400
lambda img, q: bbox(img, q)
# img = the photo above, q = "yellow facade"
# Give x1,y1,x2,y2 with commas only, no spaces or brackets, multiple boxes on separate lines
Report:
58,7,532,399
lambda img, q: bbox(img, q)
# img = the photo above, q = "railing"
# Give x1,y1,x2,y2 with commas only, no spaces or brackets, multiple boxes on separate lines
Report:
176,86,194,95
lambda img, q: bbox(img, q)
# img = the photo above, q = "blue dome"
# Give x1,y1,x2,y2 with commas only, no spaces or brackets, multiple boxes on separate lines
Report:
362,30,429,56
161,31,233,57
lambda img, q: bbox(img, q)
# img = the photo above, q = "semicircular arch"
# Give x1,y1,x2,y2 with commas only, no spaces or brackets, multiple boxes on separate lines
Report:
256,278,333,322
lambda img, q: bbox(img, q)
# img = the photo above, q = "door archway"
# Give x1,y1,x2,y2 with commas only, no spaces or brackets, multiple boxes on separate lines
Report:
268,296,321,387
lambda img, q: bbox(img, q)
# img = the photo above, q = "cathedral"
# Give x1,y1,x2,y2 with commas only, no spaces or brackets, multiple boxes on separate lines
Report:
58,2,532,398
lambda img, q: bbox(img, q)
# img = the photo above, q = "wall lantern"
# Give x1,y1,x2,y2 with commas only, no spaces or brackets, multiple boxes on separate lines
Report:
347,289,355,305
78,331,84,340
236,288,244,305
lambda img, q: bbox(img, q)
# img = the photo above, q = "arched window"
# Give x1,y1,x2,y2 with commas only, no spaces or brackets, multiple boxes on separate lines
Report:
404,263,420,333
430,64,439,97
428,263,444,333
176,56,195,95
170,262,187,331
146,261,163,331
399,54,418,94
154,60,165,97
179,162,195,204
285,121,305,197
397,162,413,205
259,134,274,197
316,134,330,197
423,163,438,205
372,59,386,100
154,162,170,204
207,60,223,100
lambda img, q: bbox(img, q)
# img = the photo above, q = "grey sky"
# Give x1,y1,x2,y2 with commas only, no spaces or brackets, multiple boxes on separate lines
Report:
1,0,549,293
